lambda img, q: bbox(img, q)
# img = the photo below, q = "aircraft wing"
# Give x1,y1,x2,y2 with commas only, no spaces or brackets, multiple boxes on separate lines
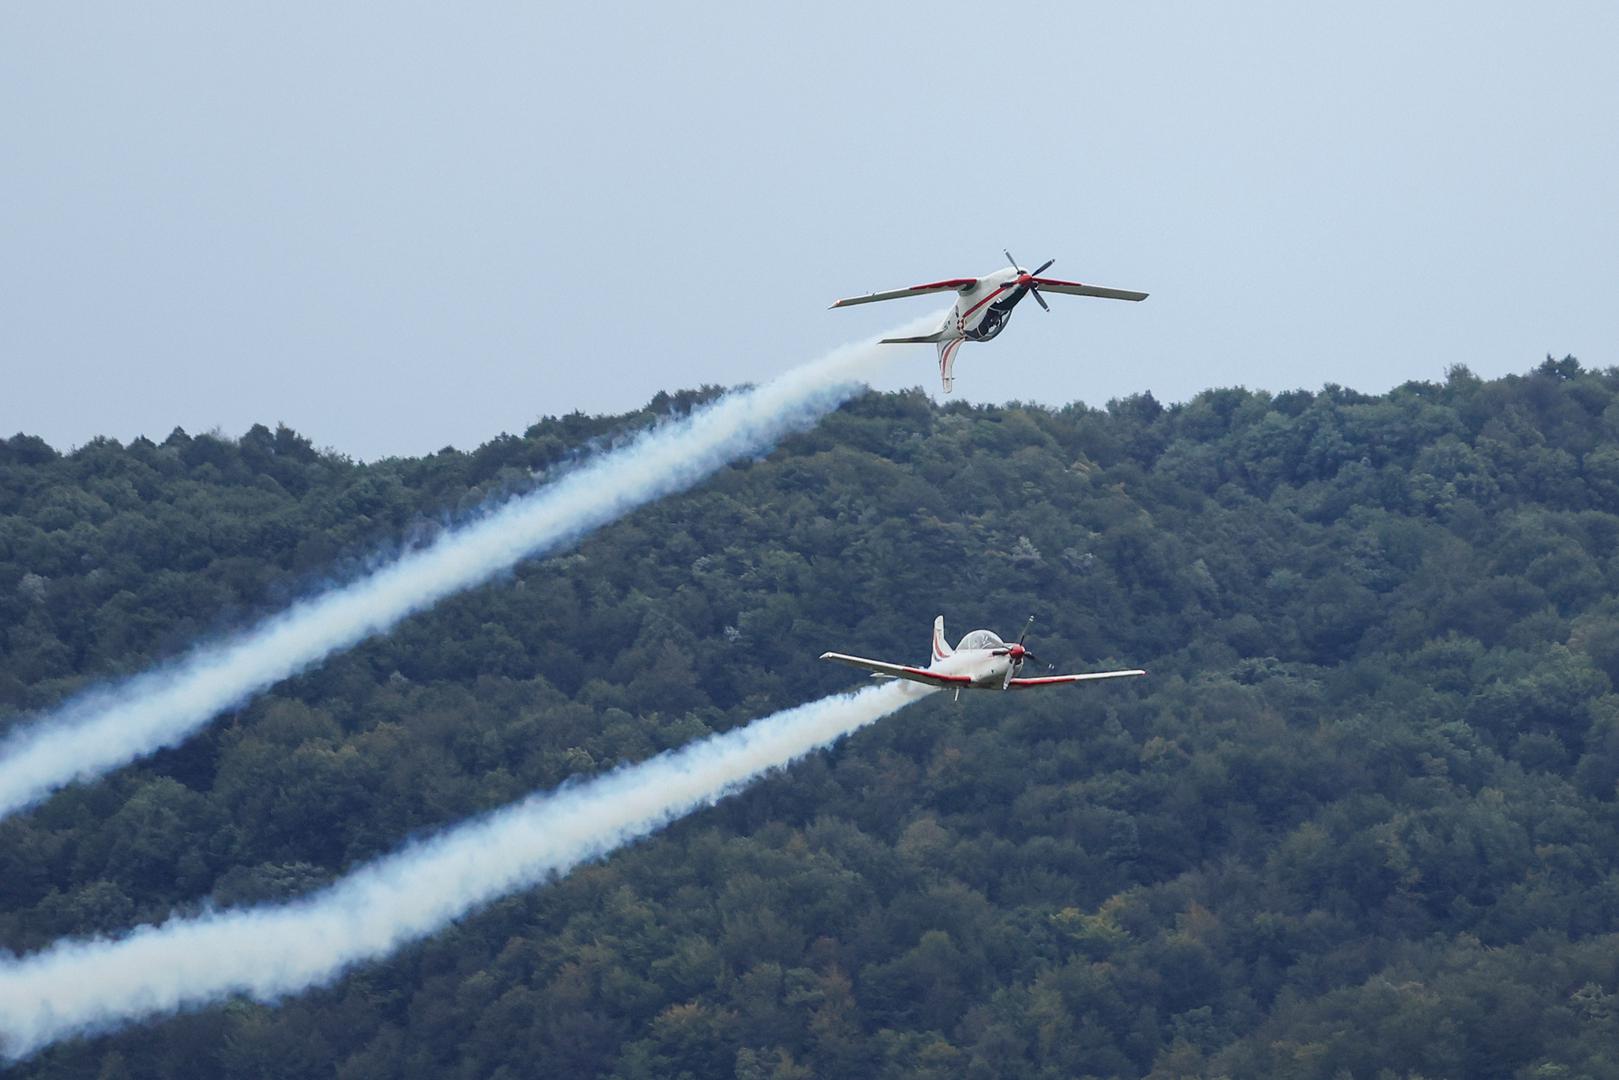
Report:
830,279,977,308
819,651,972,688
1008,669,1147,689
1030,277,1149,302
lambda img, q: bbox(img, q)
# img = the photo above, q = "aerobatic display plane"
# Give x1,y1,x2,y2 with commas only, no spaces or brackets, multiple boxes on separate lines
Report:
831,251,1148,393
821,616,1145,700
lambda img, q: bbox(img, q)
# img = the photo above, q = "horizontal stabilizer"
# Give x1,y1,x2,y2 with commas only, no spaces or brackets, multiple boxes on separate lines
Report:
880,332,948,344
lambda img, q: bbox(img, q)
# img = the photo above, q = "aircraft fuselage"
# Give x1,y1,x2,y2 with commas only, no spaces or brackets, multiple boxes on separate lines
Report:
933,648,1019,687
928,627,1025,689
948,268,1030,343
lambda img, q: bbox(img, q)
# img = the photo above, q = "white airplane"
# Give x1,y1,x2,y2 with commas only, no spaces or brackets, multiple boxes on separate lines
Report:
831,251,1148,392
820,616,1145,699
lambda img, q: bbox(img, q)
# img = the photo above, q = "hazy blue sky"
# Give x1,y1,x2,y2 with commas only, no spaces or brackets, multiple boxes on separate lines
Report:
4,3,1616,460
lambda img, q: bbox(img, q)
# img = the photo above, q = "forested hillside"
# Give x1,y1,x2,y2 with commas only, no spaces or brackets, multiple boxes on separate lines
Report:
5,358,1619,1078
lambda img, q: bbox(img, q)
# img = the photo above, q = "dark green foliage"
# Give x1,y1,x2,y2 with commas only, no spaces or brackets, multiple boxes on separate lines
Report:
6,360,1619,1077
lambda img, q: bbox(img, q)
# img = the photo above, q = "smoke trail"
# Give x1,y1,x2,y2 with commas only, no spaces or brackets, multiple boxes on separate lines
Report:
0,313,942,820
0,679,931,1059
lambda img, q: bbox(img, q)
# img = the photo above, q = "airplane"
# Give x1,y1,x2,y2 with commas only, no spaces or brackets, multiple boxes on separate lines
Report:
830,251,1148,393
820,615,1145,700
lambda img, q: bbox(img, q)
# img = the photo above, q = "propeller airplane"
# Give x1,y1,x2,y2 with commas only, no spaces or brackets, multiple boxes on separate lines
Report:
831,251,1148,393
821,616,1145,700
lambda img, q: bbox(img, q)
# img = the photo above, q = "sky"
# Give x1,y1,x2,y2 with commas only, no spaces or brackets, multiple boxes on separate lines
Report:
3,2,1616,461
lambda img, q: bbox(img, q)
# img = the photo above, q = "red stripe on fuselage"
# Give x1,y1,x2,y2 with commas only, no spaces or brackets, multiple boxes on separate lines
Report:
958,284,1009,325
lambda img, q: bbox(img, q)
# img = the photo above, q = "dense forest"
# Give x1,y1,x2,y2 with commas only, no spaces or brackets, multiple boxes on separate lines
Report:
4,358,1619,1078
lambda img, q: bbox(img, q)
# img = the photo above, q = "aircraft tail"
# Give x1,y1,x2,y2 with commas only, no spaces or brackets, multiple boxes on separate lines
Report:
876,328,962,393
931,615,954,666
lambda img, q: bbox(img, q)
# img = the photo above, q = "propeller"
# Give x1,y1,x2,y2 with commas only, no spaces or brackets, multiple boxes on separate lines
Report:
1003,249,1056,311
994,616,1055,671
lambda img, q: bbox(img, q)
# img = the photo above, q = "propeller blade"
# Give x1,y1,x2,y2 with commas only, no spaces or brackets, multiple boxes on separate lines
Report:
1031,258,1055,276
1031,287,1050,312
1023,652,1053,671
1004,248,1020,272
1017,616,1035,645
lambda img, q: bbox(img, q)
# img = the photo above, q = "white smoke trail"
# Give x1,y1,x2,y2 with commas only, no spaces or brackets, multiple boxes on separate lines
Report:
0,679,930,1059
0,313,943,820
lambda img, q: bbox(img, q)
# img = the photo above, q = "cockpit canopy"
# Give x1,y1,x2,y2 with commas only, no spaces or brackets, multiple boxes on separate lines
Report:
956,629,1005,651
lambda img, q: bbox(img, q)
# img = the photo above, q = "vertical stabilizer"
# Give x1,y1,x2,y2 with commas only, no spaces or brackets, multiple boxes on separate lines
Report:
931,615,954,666
936,339,963,393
